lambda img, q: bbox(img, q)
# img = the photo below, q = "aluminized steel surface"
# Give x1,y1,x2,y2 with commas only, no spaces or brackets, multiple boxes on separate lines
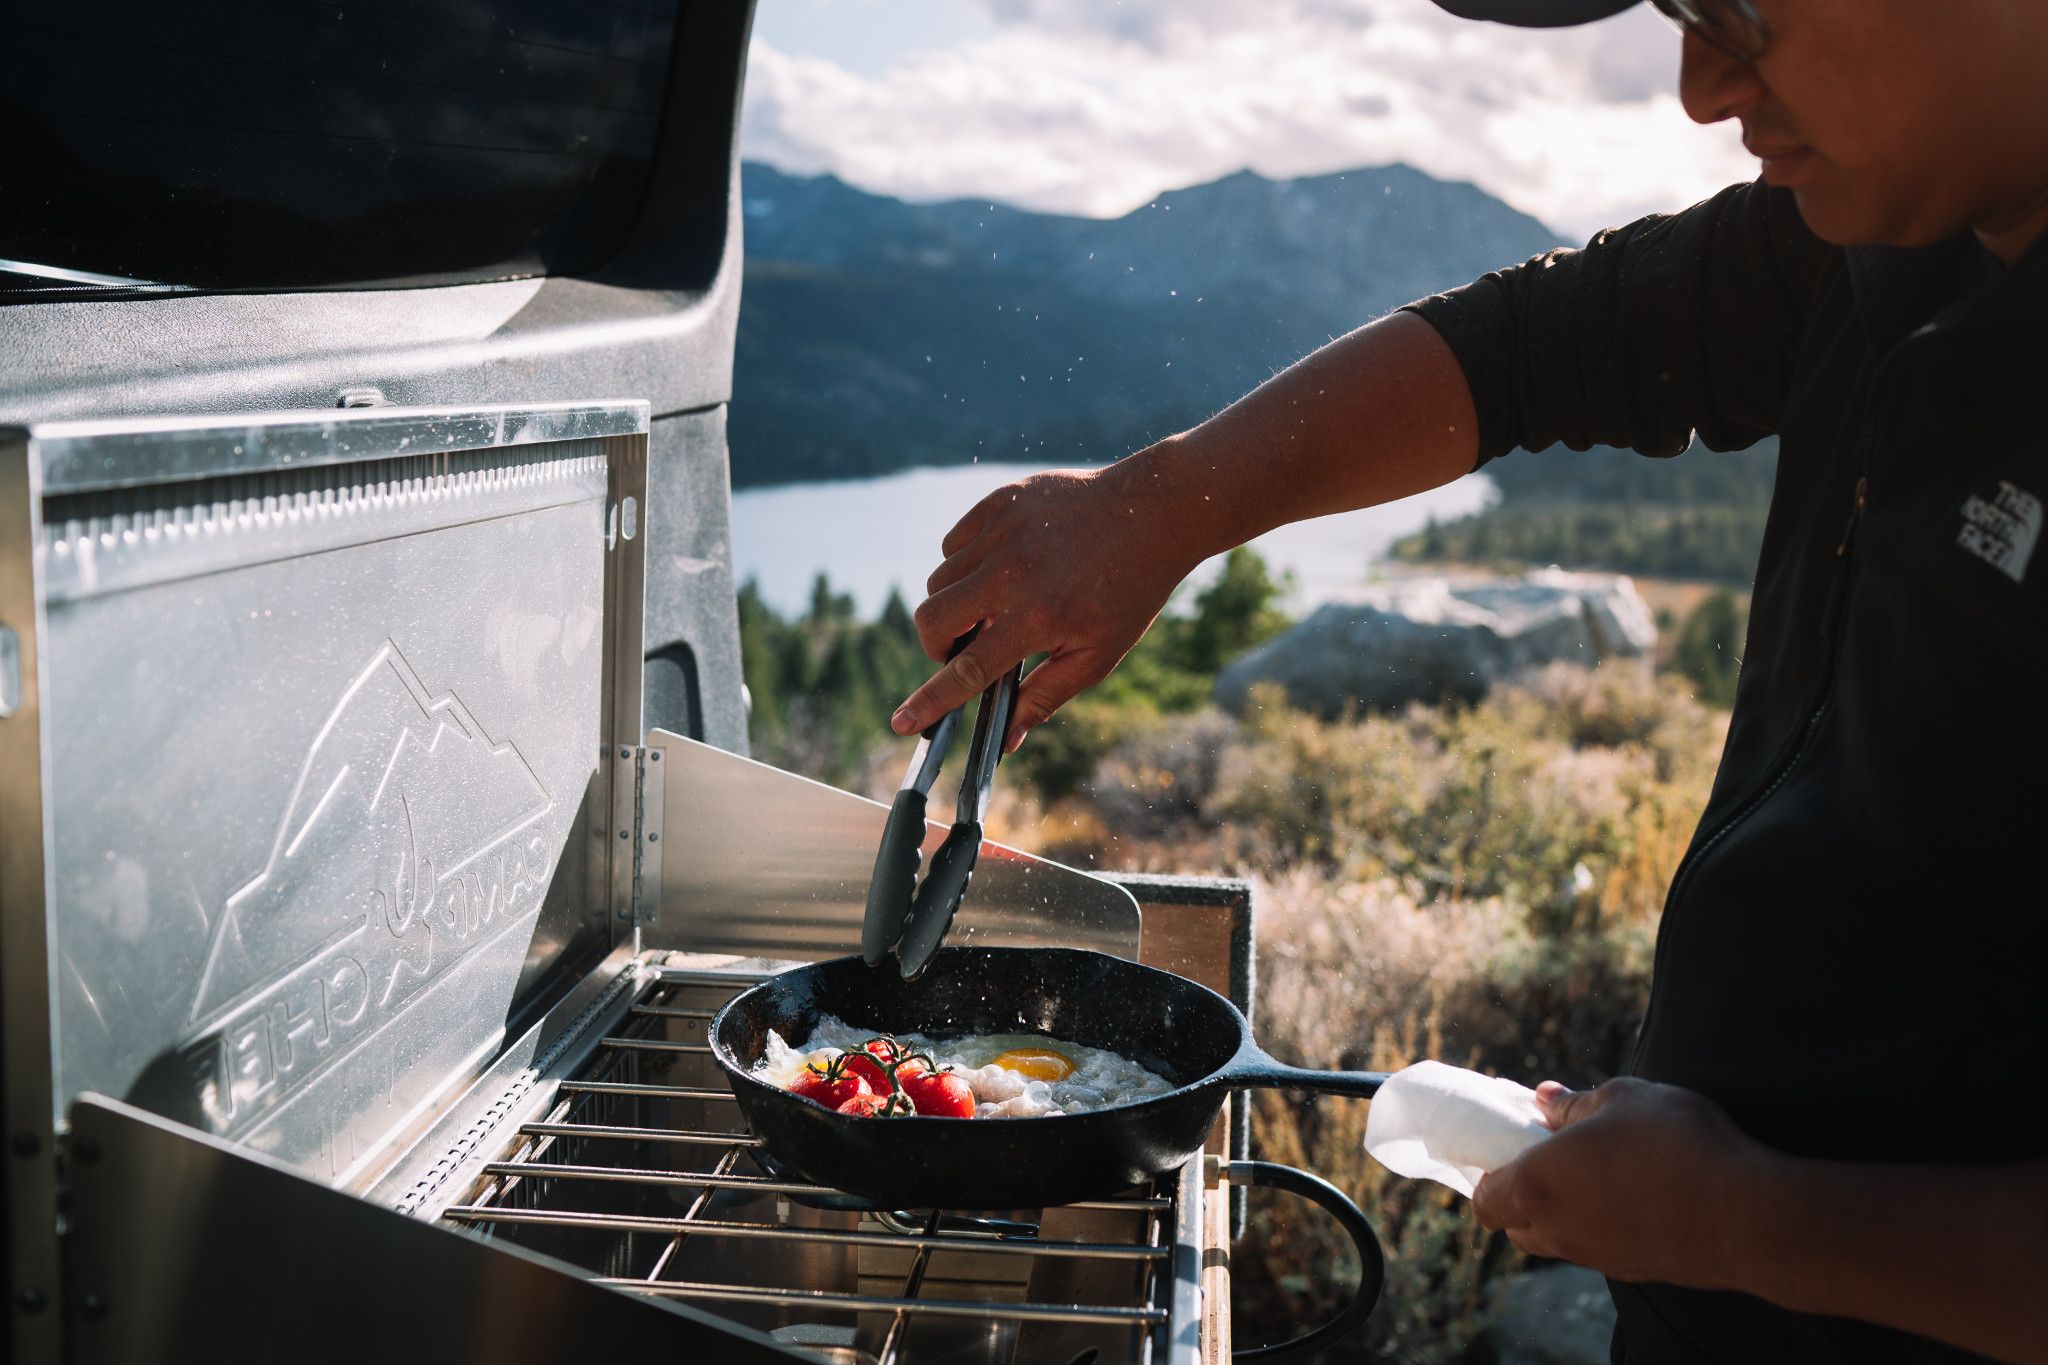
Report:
647,732,1142,963
1,403,651,1213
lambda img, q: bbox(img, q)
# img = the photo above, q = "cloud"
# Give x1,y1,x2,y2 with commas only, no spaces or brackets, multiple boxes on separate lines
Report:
740,0,1756,241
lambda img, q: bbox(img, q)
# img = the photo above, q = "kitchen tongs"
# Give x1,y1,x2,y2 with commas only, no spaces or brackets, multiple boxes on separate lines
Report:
861,652,1023,980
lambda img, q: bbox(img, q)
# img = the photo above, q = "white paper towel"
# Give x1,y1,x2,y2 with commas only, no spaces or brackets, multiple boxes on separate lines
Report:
1364,1061,1552,1197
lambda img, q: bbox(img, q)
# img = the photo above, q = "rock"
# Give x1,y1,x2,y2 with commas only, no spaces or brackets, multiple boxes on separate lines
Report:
1471,1265,1617,1365
1214,569,1656,717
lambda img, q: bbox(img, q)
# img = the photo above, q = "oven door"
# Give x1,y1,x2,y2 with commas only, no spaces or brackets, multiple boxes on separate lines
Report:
0,402,703,1362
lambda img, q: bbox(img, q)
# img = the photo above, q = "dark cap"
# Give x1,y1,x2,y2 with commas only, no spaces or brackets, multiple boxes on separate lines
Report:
1429,0,1640,27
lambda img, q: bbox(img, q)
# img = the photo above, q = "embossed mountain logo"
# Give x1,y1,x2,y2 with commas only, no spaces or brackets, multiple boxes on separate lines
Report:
190,641,554,1027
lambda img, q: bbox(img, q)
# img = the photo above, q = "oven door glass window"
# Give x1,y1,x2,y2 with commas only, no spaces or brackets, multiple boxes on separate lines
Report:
0,0,678,294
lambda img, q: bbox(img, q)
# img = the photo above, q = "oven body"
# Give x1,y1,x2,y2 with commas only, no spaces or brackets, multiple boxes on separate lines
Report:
0,404,1256,1365
1,6,1262,1359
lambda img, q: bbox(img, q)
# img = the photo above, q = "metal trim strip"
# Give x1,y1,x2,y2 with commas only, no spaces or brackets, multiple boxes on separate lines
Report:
0,425,60,1365
16,399,651,495
38,446,612,604
602,1281,1171,1327
439,1205,1172,1261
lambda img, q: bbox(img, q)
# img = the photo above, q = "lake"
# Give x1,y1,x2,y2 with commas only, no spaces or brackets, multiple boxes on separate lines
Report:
730,462,1495,618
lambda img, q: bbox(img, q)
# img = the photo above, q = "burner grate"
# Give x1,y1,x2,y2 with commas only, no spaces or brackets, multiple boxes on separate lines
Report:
439,969,1190,1365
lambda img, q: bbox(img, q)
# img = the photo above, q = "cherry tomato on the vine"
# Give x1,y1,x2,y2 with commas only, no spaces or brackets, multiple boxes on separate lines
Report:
790,1059,870,1111
901,1068,976,1118
865,1037,932,1078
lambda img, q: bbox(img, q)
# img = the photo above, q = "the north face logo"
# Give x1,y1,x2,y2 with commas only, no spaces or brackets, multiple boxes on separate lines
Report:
1956,480,2042,584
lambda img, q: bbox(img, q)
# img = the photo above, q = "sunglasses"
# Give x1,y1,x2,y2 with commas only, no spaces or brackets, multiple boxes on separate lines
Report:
1649,0,1771,62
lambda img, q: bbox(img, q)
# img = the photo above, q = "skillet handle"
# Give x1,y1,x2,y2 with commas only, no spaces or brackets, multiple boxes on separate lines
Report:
1228,1160,1385,1363
1229,1048,1388,1100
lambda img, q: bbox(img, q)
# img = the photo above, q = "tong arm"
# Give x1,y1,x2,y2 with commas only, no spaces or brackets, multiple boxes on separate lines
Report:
898,661,1022,980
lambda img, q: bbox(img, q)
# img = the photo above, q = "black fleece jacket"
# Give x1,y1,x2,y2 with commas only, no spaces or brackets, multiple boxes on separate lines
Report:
1406,180,2046,1365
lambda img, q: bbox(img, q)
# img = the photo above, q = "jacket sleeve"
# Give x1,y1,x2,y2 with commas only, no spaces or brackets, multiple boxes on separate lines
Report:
1402,179,1831,465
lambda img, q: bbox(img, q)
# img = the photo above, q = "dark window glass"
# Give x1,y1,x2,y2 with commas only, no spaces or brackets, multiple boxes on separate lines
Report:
0,0,679,293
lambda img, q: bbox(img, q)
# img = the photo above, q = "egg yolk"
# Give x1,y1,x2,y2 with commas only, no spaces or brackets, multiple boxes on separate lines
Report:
989,1048,1075,1082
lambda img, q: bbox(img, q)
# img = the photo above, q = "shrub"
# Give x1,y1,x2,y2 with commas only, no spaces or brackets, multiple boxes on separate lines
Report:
1008,694,1161,803
1043,667,1724,1361
1670,589,1748,708
1200,666,1718,938
1234,877,1535,1363
1088,707,1242,839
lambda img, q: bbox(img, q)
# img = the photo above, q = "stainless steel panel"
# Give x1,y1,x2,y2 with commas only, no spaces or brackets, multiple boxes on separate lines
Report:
63,1095,802,1365
6,405,651,1203
646,734,1143,961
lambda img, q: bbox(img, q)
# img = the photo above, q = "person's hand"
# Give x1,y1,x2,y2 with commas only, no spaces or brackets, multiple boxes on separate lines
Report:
892,460,1205,748
1472,1077,1777,1289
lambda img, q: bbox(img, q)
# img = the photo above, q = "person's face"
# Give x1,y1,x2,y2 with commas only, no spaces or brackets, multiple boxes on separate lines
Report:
1678,1,2048,250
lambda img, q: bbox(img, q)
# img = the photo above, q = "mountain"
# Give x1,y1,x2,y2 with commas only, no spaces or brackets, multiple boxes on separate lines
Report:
731,161,1565,487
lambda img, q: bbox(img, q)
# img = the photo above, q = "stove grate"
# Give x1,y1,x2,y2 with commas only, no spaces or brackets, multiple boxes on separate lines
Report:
439,970,1185,1365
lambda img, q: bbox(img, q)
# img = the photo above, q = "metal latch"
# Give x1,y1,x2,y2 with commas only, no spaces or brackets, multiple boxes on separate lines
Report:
611,743,665,931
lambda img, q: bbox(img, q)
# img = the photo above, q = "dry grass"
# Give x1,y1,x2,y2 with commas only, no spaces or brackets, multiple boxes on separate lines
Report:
982,662,1725,1361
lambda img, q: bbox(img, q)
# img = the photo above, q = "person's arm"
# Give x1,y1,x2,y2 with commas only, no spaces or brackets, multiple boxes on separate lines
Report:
1472,1079,2048,1364
896,179,1828,744
892,309,1479,743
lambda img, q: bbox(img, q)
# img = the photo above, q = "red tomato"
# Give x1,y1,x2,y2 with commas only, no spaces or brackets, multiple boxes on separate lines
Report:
790,1061,870,1111
839,1051,893,1092
900,1068,976,1118
837,1090,914,1118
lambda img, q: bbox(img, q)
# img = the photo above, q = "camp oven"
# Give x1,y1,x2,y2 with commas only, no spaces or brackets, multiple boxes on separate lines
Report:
0,400,1373,1365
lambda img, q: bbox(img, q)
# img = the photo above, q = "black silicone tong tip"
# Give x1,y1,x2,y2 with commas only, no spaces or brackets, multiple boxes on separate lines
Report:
861,704,963,966
861,789,930,967
860,629,977,968
895,822,983,982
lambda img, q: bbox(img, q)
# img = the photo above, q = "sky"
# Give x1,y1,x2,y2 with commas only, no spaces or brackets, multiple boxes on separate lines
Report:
742,0,1759,241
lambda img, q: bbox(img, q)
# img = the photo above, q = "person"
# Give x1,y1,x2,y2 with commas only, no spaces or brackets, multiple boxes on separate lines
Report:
887,1,2048,1360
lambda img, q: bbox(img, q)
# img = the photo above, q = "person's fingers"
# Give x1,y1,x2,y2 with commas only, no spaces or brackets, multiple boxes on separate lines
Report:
911,574,995,662
1503,1226,1563,1260
892,628,1024,736
925,541,992,599
1471,1170,1520,1230
1003,650,1112,751
1534,1080,1607,1131
941,484,1019,557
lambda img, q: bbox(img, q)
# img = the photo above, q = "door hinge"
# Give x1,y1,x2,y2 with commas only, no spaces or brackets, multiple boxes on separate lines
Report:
611,744,665,931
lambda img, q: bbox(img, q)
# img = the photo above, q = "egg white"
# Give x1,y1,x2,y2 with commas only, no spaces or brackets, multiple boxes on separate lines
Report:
753,1014,1176,1118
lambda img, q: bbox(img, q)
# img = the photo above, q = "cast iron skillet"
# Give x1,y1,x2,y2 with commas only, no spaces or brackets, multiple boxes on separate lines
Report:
711,946,1393,1363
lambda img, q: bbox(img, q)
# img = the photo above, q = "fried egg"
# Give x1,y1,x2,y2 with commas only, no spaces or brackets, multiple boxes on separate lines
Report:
754,1016,1176,1118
